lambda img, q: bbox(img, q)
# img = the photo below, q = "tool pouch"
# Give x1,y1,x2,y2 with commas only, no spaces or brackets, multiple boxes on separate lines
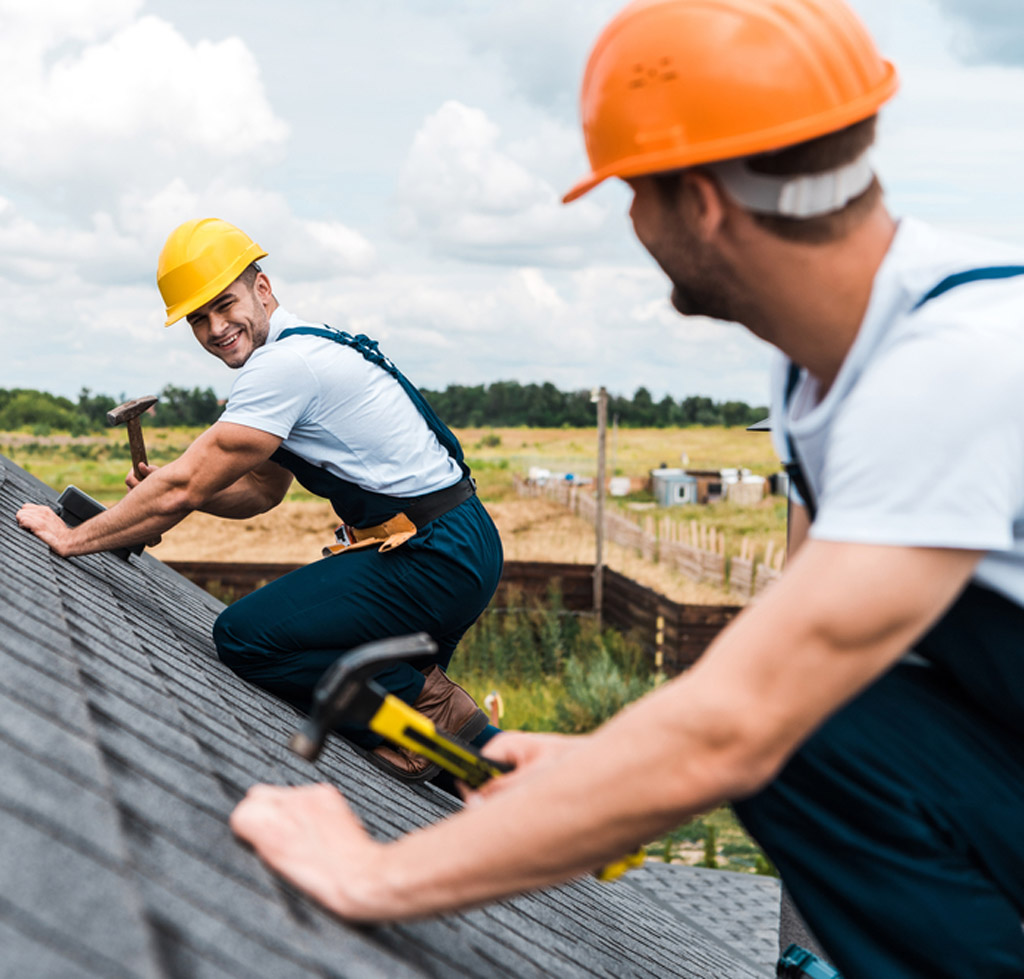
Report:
322,513,418,557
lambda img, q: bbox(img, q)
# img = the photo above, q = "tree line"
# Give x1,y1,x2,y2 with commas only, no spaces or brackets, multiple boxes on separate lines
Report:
0,381,767,434
0,386,222,435
420,381,767,428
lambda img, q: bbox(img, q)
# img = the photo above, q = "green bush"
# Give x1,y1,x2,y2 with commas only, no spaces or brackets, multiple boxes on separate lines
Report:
453,586,653,730
554,646,655,733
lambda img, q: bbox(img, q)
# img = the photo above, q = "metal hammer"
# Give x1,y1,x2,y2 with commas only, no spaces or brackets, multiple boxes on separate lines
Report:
289,633,645,881
107,395,157,481
290,633,512,788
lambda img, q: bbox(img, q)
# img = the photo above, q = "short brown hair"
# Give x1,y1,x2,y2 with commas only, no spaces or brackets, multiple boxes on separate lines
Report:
653,116,881,243
237,261,263,289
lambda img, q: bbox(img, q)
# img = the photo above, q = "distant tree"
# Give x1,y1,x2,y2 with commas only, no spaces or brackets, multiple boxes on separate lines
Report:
0,388,89,434
77,388,118,429
680,395,720,426
415,381,763,428
628,386,658,427
657,394,681,427
152,385,221,427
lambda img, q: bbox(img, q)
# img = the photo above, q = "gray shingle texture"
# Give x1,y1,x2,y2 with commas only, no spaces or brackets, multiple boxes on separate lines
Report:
1,456,768,978
625,862,781,975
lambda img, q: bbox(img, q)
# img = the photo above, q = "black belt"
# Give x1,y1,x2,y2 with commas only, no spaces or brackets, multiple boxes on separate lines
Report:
380,477,475,529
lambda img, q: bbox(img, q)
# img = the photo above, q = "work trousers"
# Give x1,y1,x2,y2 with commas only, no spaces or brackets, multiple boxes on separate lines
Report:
734,662,1024,978
213,496,503,746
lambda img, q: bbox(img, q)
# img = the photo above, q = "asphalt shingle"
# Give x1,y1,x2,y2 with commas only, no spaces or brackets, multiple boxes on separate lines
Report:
0,455,773,978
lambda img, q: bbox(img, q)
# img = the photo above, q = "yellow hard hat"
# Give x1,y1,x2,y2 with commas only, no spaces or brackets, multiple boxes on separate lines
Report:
564,0,898,203
157,218,268,325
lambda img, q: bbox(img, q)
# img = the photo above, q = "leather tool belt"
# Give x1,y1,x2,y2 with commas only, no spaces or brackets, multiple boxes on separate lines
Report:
323,478,476,557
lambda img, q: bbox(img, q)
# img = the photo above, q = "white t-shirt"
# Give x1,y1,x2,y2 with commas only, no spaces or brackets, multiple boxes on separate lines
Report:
219,308,463,497
771,217,1024,606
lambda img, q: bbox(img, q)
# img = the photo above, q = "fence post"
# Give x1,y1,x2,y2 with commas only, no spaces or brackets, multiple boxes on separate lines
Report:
592,386,608,626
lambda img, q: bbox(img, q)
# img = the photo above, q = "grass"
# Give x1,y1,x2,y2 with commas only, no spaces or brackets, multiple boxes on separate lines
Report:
645,806,778,875
461,424,780,486
446,590,774,875
2,422,784,526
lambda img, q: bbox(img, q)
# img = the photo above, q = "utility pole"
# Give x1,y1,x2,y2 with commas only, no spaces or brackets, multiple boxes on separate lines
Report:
592,386,608,626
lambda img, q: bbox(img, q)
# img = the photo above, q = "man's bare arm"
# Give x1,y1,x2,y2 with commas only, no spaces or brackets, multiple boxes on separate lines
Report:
127,455,293,519
196,456,294,518
232,538,981,921
17,422,283,556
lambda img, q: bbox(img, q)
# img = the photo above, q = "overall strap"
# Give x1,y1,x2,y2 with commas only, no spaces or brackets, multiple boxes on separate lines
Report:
783,362,817,520
278,325,469,478
783,264,1024,523
911,265,1024,311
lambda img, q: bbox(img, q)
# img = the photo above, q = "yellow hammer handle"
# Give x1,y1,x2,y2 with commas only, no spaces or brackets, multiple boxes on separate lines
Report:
372,695,644,881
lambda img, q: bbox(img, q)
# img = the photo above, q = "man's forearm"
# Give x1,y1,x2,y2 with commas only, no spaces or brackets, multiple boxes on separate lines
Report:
60,467,194,555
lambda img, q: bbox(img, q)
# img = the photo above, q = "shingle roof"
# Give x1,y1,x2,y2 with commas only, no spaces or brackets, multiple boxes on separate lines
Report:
0,454,769,979
624,863,781,975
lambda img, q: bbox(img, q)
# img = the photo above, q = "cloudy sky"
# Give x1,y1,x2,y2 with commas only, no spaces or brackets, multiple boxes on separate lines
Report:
3,0,1023,406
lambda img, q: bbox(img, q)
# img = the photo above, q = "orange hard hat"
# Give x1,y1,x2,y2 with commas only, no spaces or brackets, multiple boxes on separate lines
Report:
564,0,898,203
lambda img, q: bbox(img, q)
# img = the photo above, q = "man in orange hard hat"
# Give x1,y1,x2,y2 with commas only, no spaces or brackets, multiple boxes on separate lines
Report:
17,218,505,784
229,2,1024,975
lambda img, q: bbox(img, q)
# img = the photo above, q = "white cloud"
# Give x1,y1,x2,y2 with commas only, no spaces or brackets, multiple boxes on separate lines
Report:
0,0,142,49
396,101,607,266
3,0,1019,416
0,4,374,315
278,261,772,405
454,0,622,119
0,15,286,201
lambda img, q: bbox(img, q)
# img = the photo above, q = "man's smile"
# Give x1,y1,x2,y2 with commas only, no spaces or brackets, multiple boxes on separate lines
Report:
213,329,243,350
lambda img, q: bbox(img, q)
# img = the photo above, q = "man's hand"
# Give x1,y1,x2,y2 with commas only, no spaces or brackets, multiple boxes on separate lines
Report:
231,784,386,920
16,503,72,556
125,461,159,490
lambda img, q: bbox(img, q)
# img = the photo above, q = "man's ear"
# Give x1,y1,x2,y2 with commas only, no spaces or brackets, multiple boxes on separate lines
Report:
254,271,274,309
682,170,728,242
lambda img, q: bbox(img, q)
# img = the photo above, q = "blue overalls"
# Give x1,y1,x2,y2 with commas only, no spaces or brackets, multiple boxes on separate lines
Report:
735,268,1024,979
212,327,503,747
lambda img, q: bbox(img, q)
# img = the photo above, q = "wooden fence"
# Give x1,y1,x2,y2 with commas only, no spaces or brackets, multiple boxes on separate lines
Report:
514,475,785,597
167,559,741,676
730,538,785,599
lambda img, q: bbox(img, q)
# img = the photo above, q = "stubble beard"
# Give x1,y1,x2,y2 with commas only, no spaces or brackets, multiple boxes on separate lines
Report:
665,258,742,325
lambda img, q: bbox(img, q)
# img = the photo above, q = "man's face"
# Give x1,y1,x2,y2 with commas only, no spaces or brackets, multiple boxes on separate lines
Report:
627,175,741,324
187,274,272,368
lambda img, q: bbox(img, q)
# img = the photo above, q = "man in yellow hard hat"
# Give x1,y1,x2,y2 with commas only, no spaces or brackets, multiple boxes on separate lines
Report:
17,217,505,783
229,2,1024,974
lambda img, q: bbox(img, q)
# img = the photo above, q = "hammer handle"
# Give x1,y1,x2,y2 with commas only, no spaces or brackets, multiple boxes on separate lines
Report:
126,418,149,481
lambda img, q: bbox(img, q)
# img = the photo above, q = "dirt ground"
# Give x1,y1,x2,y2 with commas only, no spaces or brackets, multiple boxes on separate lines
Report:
150,498,739,605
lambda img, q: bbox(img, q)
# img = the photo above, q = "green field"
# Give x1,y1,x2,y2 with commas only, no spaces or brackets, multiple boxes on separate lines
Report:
2,423,787,554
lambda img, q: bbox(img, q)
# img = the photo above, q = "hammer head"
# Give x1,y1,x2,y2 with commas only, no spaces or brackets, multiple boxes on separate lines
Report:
289,633,438,761
107,394,158,428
